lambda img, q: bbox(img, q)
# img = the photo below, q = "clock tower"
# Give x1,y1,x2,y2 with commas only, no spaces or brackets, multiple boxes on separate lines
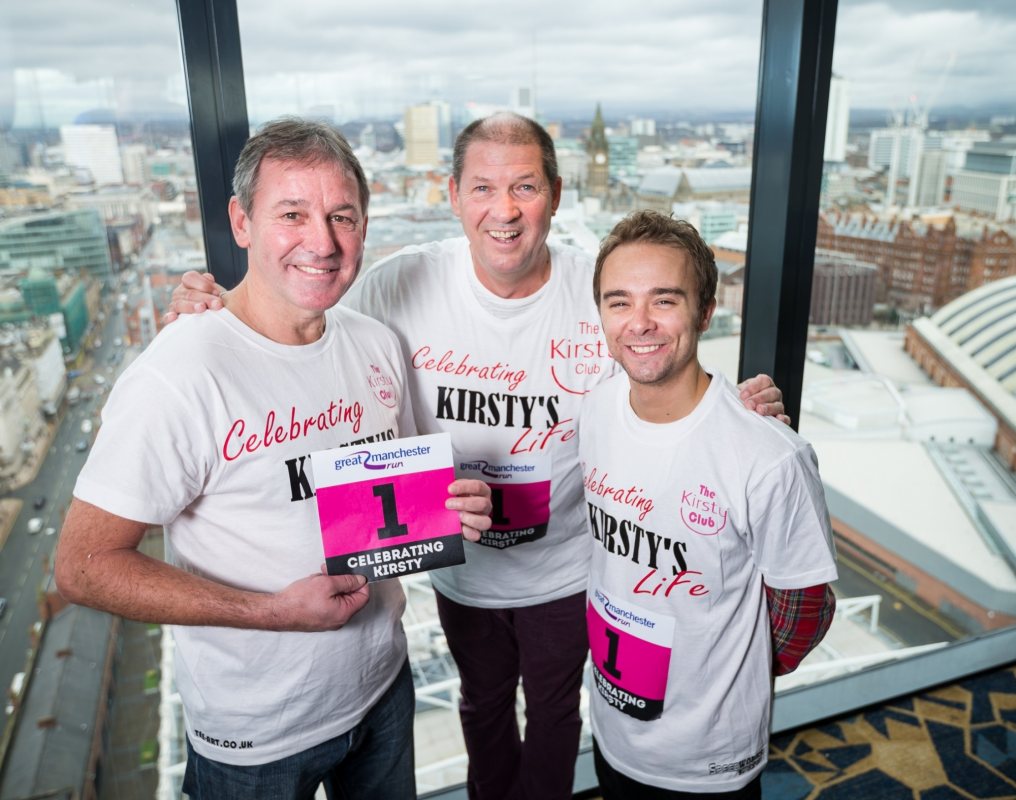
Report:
587,103,609,198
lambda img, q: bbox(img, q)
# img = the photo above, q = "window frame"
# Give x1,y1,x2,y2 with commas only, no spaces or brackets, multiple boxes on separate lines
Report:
173,1,1016,796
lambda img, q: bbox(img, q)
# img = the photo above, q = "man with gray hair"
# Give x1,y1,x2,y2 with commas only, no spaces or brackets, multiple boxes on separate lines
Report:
168,113,784,799
55,118,491,800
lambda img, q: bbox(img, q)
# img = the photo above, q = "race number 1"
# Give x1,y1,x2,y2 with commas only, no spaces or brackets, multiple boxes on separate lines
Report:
586,587,675,721
311,433,465,581
456,455,551,549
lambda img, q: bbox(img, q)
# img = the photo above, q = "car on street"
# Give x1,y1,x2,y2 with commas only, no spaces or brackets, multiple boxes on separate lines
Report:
33,496,46,510
75,440,89,452
27,517,43,534
0,597,7,617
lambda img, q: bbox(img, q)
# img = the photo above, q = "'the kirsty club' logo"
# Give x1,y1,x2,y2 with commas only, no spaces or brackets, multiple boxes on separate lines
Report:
548,320,612,395
680,483,728,536
368,364,397,408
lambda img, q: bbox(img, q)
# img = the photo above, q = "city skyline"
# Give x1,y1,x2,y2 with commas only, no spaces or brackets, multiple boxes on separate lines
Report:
2,1,1014,129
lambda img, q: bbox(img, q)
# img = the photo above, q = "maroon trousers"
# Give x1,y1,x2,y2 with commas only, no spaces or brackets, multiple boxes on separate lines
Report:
435,589,589,800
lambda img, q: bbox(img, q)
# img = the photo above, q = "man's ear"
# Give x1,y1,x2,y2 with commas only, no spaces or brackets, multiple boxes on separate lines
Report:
550,176,563,216
449,177,462,218
228,197,251,248
698,298,717,334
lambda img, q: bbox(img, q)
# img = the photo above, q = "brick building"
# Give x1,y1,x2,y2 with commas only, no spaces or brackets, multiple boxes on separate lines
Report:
810,250,877,326
817,210,1015,313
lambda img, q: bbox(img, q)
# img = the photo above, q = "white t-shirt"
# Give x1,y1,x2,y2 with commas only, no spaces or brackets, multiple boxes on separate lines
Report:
579,372,838,792
344,237,618,608
74,307,414,766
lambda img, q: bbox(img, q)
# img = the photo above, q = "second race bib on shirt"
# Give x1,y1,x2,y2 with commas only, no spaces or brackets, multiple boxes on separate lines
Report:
587,587,675,721
456,454,551,549
312,432,465,581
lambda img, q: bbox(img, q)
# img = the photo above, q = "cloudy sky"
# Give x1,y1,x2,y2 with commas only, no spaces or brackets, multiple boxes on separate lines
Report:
1,0,1014,129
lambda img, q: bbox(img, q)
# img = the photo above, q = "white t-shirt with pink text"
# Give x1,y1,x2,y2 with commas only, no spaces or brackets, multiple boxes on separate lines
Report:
345,237,619,607
74,307,414,766
579,371,837,792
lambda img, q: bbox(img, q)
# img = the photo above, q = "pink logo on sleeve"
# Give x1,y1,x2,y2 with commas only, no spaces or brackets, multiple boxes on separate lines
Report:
679,483,728,536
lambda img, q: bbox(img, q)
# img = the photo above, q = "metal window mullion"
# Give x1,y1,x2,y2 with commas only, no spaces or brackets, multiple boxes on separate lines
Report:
739,0,839,427
176,0,250,289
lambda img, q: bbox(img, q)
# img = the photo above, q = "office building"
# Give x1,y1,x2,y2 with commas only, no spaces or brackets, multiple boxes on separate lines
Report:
868,124,923,179
950,140,1016,222
908,149,948,207
810,250,877,326
0,209,113,280
824,75,849,163
59,124,124,186
403,103,441,168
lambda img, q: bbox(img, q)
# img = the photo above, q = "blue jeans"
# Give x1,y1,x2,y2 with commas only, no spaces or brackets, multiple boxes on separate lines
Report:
182,660,416,800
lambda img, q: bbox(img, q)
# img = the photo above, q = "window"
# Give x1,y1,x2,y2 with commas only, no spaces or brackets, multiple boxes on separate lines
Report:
233,1,764,791
794,0,1016,716
0,3,202,798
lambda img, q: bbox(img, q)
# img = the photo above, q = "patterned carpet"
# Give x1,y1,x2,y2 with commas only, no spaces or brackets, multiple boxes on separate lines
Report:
763,664,1016,799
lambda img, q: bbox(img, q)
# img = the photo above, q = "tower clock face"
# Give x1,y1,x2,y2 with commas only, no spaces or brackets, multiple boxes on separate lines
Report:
595,152,606,164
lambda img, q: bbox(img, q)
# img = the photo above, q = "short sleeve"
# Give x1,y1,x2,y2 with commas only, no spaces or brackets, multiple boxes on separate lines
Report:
73,363,213,525
747,445,838,589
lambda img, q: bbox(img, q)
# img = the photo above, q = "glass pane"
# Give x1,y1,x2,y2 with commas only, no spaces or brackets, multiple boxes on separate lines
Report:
236,1,762,792
799,0,1016,694
0,3,202,798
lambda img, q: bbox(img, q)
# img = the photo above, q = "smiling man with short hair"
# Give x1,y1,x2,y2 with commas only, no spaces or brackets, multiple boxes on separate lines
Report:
580,210,838,799
55,118,491,800
165,115,787,800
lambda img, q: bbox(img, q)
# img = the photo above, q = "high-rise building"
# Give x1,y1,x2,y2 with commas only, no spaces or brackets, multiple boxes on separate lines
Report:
510,86,535,120
908,150,949,208
120,143,148,186
824,75,849,163
950,141,1016,222
59,124,124,186
403,103,441,168
810,250,877,326
607,136,637,180
868,125,923,179
937,129,992,172
631,118,656,138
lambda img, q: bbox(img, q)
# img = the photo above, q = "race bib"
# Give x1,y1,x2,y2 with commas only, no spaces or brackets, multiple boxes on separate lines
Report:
311,433,465,581
587,587,675,721
457,454,551,549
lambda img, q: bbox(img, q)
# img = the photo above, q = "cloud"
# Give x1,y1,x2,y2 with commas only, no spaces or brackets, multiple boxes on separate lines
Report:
833,2,1016,113
2,0,1012,127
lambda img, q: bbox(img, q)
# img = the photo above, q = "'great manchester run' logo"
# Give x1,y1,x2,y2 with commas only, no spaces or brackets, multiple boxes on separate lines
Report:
332,444,432,473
